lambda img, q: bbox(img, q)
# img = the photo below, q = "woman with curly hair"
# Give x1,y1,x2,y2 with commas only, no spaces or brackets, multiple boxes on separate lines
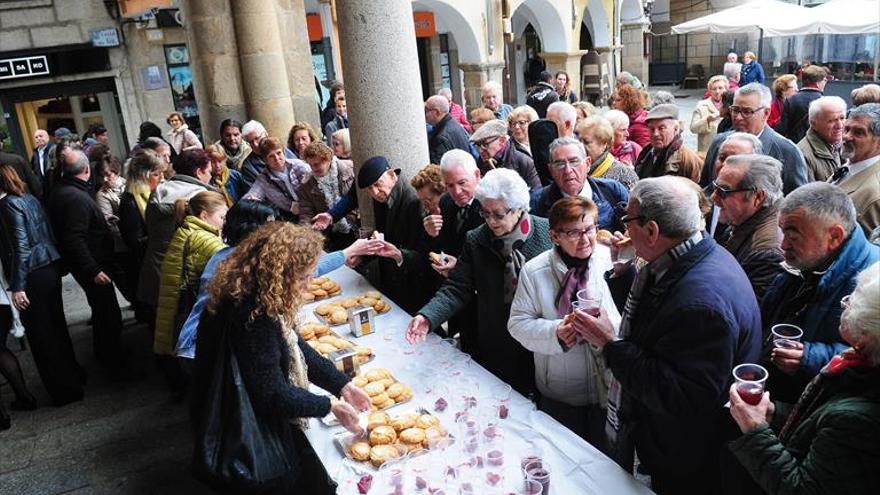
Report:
286,122,319,160
612,85,650,148
191,222,370,493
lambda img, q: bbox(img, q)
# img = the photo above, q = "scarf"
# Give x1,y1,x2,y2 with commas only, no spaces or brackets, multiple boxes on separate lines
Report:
611,141,638,165
212,166,235,207
220,141,251,171
778,348,870,443
315,161,350,233
590,151,615,179
605,232,701,466
282,316,311,430
555,247,591,317
490,212,532,304
132,188,151,220
638,134,683,178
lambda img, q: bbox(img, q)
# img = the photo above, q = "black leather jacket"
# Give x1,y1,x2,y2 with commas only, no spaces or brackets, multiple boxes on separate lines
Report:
0,193,60,291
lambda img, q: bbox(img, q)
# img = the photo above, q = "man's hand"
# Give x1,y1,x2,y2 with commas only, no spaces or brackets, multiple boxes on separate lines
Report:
93,272,112,285
311,212,332,231
423,208,443,238
406,315,430,344
771,343,804,375
728,383,772,434
430,254,457,278
570,308,615,350
341,382,372,412
372,241,403,265
11,291,29,311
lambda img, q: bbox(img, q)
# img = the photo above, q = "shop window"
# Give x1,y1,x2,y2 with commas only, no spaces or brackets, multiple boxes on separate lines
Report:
163,44,201,137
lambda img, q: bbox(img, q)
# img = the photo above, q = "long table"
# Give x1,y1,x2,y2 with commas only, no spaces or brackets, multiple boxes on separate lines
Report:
303,266,654,494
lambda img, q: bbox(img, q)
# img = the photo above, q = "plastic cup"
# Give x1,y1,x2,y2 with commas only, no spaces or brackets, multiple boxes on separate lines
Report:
519,479,544,495
732,363,768,406
523,460,551,495
575,289,602,317
771,324,803,349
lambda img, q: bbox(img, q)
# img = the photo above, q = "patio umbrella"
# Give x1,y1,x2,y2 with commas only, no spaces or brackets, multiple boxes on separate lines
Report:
810,0,880,34
671,0,817,37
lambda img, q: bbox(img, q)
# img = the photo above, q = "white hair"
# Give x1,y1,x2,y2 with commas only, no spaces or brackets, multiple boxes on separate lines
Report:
841,262,880,365
721,132,764,154
736,83,772,108
781,182,858,234
724,63,742,80
481,80,503,96
808,96,847,122
630,176,702,239
437,87,453,99
474,168,531,212
604,109,630,129
547,101,577,126
440,149,478,174
723,154,784,207
549,137,586,161
331,128,350,154
241,120,266,138
427,95,450,115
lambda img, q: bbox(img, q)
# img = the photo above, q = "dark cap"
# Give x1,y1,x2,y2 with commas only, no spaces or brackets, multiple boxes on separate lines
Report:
645,104,679,122
358,156,392,188
54,127,72,139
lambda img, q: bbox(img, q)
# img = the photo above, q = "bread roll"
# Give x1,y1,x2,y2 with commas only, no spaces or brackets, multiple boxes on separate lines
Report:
399,427,426,445
364,368,391,382
389,414,416,432
363,381,386,397
315,304,334,316
350,441,371,461
416,414,440,429
369,444,399,467
329,309,348,324
369,425,397,445
386,382,405,400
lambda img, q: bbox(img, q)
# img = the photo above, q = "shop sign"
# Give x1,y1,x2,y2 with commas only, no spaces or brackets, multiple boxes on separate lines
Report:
90,28,121,48
307,13,323,43
414,12,436,38
0,55,49,81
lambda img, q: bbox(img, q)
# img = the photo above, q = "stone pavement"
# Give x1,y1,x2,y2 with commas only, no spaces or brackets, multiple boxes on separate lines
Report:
0,276,213,495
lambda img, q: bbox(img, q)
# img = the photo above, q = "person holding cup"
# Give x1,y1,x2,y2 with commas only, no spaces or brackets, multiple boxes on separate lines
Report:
508,196,621,447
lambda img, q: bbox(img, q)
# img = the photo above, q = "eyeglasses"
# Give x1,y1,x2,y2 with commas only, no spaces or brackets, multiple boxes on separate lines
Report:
479,208,513,221
556,224,597,239
729,106,765,118
550,158,583,170
510,120,530,128
841,294,851,310
712,180,755,198
620,213,646,224
474,136,500,149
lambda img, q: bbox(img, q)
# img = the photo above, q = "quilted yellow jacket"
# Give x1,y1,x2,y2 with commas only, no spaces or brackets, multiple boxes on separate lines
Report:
153,215,225,355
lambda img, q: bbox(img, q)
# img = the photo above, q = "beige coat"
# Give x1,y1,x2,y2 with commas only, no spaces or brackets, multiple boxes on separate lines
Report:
839,160,880,237
690,97,721,153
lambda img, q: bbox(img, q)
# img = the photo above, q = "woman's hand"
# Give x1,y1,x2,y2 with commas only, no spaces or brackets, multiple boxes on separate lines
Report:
341,382,372,413
430,254,457,278
311,212,333,231
343,238,375,260
728,383,773,434
331,400,363,435
556,320,578,349
771,343,804,375
406,315,430,344
11,291,29,311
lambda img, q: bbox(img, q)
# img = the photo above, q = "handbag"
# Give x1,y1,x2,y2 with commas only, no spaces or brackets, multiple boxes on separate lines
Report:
191,316,293,493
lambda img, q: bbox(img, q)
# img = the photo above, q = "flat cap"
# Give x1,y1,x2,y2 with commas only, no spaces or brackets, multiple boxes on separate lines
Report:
470,119,508,143
645,103,679,122
358,156,392,189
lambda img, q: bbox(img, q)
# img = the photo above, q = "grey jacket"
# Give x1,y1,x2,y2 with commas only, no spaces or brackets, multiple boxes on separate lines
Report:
798,128,841,182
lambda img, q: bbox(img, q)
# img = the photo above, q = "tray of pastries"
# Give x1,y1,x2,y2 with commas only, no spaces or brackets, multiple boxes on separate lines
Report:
336,408,450,470
299,322,373,364
312,291,393,326
321,367,413,426
302,277,342,303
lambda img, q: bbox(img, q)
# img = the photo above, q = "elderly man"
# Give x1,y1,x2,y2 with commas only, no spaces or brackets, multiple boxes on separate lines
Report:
705,132,764,238
634,104,701,180
240,120,269,187
616,71,643,90
546,101,578,139
214,119,251,172
798,96,846,182
761,182,880,402
437,87,472,133
835,103,880,236
31,129,53,196
777,65,828,143
701,83,808,195
470,119,541,190
481,81,514,120
530,137,629,232
425,95,471,164
574,176,761,494
356,156,428,314
712,154,785,299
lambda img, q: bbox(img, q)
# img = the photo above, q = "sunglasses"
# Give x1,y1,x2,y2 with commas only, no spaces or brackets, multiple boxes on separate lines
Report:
712,180,755,198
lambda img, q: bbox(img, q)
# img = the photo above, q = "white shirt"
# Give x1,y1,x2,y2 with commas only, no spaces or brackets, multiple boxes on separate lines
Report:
843,154,880,180
561,181,597,202
36,146,46,175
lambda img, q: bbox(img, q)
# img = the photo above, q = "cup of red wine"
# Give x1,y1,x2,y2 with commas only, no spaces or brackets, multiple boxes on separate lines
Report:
732,363,768,406
771,324,803,350
575,289,602,317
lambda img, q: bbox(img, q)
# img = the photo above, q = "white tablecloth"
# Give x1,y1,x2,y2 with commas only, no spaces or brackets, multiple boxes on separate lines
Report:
303,266,653,494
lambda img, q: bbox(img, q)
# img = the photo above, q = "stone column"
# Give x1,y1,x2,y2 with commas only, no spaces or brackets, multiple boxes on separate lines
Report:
179,0,247,143
459,62,506,114
543,50,588,99
230,0,297,139
620,21,649,85
335,0,430,228
276,0,322,133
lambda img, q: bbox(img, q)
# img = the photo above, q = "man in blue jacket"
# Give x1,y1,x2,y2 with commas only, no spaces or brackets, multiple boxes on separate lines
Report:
574,176,762,494
761,182,880,402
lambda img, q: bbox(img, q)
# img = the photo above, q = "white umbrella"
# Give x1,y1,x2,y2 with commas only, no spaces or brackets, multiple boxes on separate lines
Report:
671,0,817,37
810,0,880,34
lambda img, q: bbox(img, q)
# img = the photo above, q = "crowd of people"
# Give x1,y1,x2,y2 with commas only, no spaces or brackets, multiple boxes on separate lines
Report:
1,61,880,494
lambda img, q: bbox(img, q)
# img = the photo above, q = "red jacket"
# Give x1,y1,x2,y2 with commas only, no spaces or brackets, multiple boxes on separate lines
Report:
449,101,472,133
628,110,651,148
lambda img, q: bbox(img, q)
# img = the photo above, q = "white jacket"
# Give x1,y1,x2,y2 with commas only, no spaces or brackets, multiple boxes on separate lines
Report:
508,246,621,407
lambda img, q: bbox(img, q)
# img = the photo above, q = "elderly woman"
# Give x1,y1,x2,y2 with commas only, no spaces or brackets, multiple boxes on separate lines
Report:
739,51,765,86
330,128,351,160
469,107,495,133
245,137,311,222
509,196,620,445
574,101,597,129
205,143,246,206
411,164,446,216
297,142,355,250
578,116,640,190
287,121,319,160
406,168,553,395
166,112,202,154
727,262,880,494
508,105,539,157
606,109,642,166
612,85,650,148
691,75,729,153
769,74,798,128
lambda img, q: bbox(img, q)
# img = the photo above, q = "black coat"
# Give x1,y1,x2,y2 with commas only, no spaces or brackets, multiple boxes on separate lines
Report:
476,142,542,191
30,145,53,197
117,192,148,263
776,87,823,144
46,176,115,279
240,152,266,188
0,151,42,198
526,82,559,119
428,114,471,164
0,193,60,291
428,194,484,257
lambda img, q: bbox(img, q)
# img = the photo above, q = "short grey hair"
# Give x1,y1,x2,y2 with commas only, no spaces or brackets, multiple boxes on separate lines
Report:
781,182,858,235
604,109,630,129
848,103,880,137
427,95,450,115
648,91,675,109
808,96,847,122
62,149,90,176
481,80,503,95
241,120,266,138
724,63,742,80
721,132,764,154
547,101,577,126
617,71,634,84
631,176,702,239
141,137,169,152
474,168,531,212
723,154,784,207
841,262,880,365
549,137,586,161
440,149,478,174
736,83,772,108
437,87,453,99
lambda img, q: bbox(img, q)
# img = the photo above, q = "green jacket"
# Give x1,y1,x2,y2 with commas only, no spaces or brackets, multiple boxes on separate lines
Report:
729,365,880,495
153,215,226,355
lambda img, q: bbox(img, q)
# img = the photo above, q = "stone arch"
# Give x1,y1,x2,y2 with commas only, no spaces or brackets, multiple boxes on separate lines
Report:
510,0,570,53
583,0,612,48
411,0,483,64
620,0,646,24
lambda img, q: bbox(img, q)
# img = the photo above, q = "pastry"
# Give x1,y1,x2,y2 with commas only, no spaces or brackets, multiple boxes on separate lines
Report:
312,288,328,298
315,304,334,316
299,328,315,341
314,325,331,337
340,298,359,309
380,398,396,409
334,339,353,350
428,251,443,264
302,292,315,302
329,309,348,324
596,229,613,244
399,427,426,446
316,343,337,355
364,368,391,382
393,385,413,403
352,375,368,388
364,290,382,299
317,335,337,344
359,296,378,307
363,381,386,397
366,411,390,431
313,277,328,284
416,414,440,429
354,346,372,357
386,383,405,400
350,441,371,462
376,377,395,389
355,355,371,365
369,444,399,467
389,414,416,432
370,392,389,406
616,236,632,247
305,340,319,349
369,425,397,445
423,426,447,447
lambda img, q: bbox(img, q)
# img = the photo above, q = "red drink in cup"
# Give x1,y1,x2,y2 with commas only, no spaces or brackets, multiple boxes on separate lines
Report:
575,289,602,317
733,363,768,406
737,382,764,405
771,324,803,350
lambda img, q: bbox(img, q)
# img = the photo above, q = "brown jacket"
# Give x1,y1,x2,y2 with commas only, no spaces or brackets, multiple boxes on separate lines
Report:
798,128,840,182
297,158,355,222
839,160,880,237
721,203,784,300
